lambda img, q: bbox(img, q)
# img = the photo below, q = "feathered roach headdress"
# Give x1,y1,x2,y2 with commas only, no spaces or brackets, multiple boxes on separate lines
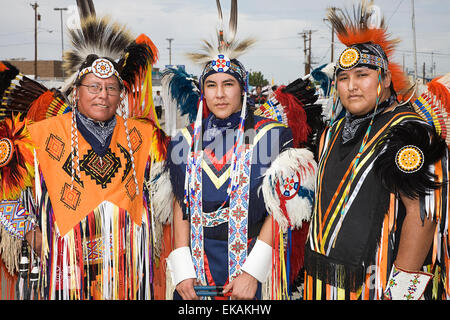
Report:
186,0,255,94
327,1,411,100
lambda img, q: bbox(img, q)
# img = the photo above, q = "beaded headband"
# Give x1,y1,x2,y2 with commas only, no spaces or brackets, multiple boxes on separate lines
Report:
77,58,123,83
200,54,247,91
337,44,388,73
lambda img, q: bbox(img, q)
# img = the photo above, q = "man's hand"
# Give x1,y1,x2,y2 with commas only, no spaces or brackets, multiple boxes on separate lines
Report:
176,278,199,300
223,271,258,300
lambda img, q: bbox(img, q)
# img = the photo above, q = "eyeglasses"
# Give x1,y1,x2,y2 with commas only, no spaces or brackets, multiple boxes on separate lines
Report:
80,83,121,96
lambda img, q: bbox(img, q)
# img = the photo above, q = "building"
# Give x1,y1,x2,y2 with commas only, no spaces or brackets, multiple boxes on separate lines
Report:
7,60,65,79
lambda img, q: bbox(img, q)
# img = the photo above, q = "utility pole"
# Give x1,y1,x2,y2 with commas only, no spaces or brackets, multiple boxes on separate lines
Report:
166,38,174,66
411,0,418,81
402,53,405,72
431,52,435,78
31,2,40,79
299,30,315,75
54,8,68,61
308,30,312,74
300,32,307,75
324,7,337,63
423,62,426,83
330,24,335,63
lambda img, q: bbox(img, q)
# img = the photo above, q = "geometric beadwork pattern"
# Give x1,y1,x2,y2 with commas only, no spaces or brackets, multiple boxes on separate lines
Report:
339,47,361,70
383,264,432,300
0,138,14,168
117,143,132,182
125,176,137,201
62,152,84,187
279,172,301,199
0,200,34,240
45,133,65,161
395,145,424,173
202,207,230,227
211,54,231,72
128,127,143,152
60,183,81,211
228,145,252,281
85,234,113,264
79,148,122,189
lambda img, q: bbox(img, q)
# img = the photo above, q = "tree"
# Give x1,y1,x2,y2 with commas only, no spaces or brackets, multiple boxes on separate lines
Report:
248,71,269,87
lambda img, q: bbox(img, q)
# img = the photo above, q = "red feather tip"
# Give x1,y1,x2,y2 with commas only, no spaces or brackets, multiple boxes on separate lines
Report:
0,61,9,72
427,76,450,113
274,86,310,147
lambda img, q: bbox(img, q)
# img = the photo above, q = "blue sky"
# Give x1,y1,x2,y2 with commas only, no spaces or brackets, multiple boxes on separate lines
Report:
1,0,449,84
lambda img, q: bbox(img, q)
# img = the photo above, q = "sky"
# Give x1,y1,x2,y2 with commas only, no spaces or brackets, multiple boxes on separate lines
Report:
1,0,449,85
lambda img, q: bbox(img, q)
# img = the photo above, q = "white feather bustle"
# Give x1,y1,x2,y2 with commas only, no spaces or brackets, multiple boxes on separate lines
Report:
146,161,173,258
260,148,317,232
148,161,173,225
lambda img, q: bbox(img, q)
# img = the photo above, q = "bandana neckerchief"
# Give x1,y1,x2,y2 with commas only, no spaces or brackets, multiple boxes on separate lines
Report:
75,108,117,157
342,95,396,144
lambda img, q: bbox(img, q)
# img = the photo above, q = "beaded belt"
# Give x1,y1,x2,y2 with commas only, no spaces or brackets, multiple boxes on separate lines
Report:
202,208,230,227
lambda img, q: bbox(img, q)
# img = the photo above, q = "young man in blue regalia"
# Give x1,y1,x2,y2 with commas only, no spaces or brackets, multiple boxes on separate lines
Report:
165,0,317,300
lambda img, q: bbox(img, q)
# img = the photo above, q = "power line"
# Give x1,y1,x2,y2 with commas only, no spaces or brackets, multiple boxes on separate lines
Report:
387,0,405,24
397,49,450,57
298,30,317,75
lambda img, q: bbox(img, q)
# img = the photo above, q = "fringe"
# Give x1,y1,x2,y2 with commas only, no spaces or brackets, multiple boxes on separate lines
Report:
0,257,17,300
304,248,365,293
0,226,22,275
39,201,154,300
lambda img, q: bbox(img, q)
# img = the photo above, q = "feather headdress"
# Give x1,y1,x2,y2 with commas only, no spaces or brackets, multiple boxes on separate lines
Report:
61,0,161,199
327,1,411,98
63,15,134,86
63,6,159,120
186,0,256,66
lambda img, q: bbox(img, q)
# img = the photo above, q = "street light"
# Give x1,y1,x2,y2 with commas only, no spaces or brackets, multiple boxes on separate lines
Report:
166,38,174,66
54,7,68,61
